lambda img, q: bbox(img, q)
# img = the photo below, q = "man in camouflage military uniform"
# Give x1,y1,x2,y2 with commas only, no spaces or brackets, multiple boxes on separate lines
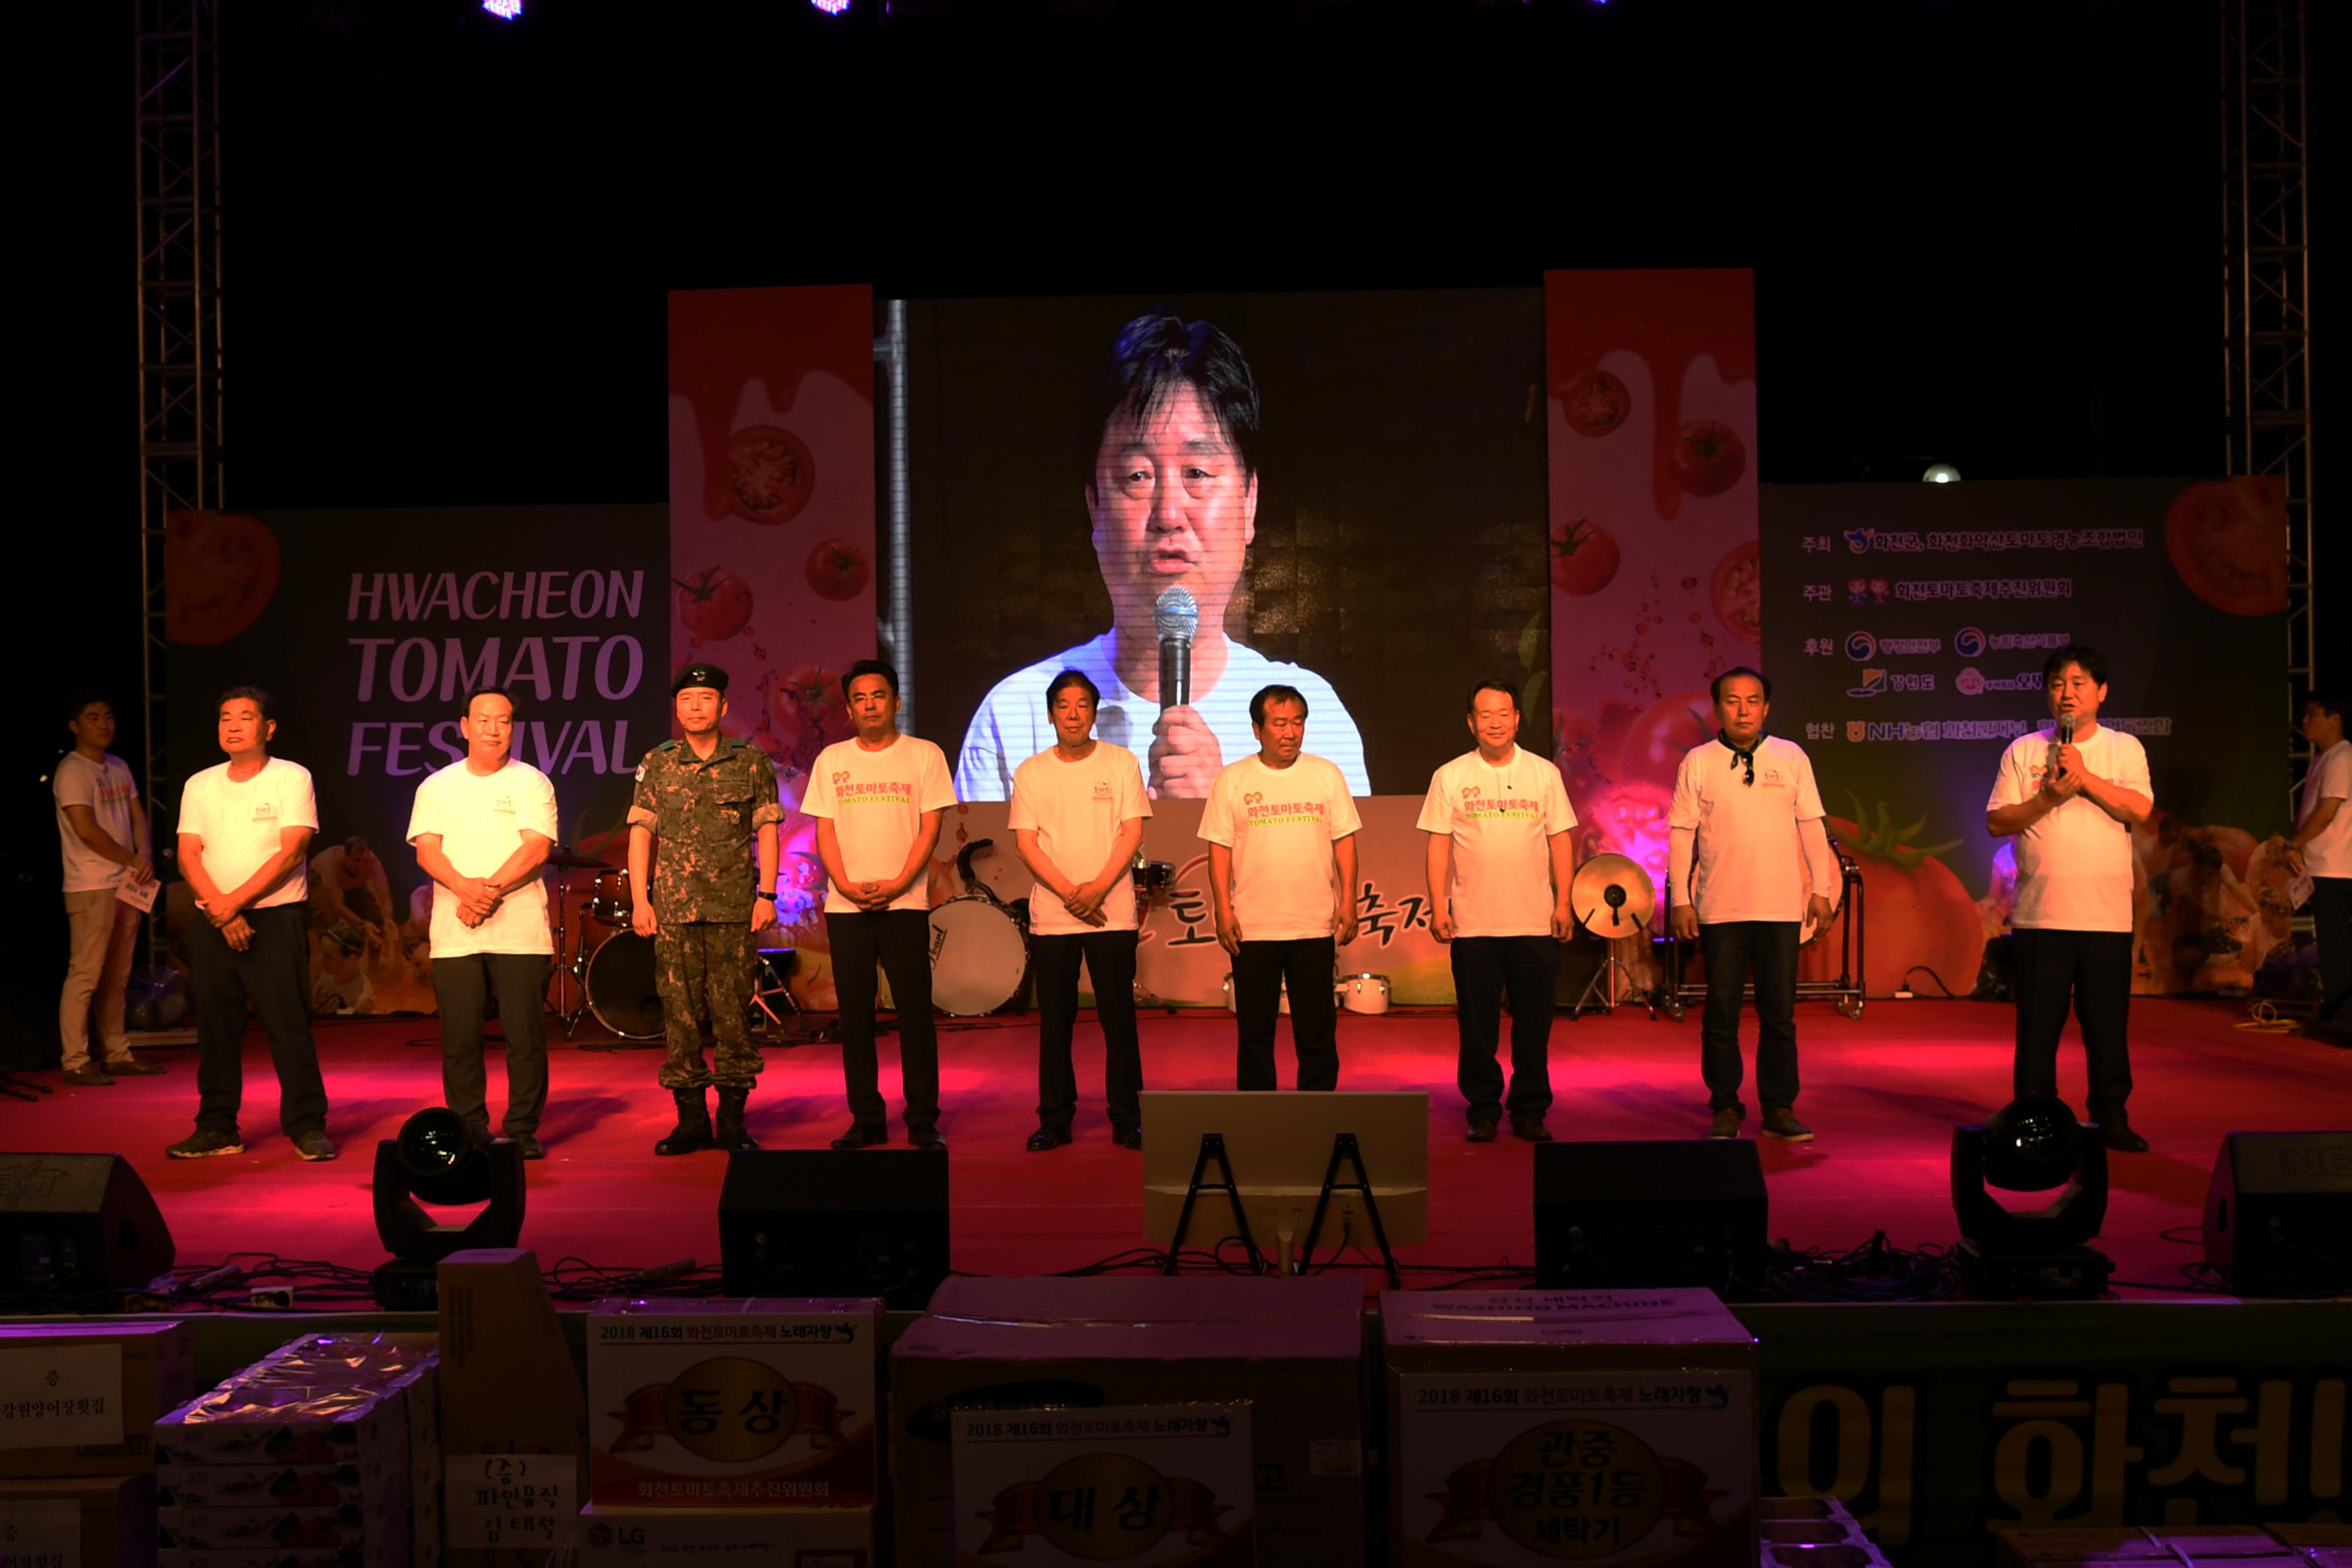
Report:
627,662,783,1155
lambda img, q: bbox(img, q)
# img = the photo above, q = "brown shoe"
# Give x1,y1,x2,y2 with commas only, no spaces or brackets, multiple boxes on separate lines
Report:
1708,1106,1743,1139
1761,1107,1814,1142
63,1065,114,1086
103,1056,168,1076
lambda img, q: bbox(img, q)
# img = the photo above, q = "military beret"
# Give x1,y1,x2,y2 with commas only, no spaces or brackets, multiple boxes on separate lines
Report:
672,662,729,696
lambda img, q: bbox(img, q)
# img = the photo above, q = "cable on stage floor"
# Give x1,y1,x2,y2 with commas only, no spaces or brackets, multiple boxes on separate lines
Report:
1758,1231,1957,1302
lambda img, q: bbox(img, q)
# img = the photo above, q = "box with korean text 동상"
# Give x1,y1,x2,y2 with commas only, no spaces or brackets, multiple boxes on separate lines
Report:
1382,1289,1758,1568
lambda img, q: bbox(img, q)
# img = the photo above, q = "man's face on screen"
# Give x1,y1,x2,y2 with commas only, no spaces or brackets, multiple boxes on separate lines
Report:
1089,385,1257,630
1050,687,1097,749
1252,698,1306,765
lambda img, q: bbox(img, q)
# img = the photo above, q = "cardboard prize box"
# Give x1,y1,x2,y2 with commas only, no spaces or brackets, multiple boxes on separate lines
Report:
0,1472,160,1567
892,1276,1366,1568
587,1297,883,1511
952,1404,1256,1567
575,1502,875,1565
1381,1289,1758,1568
0,1320,195,1477
436,1249,585,1562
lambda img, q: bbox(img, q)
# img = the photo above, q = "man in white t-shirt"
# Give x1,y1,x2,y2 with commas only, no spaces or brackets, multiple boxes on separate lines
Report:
53,691,166,1086
953,313,1370,802
803,658,957,1150
1010,670,1152,1151
1201,683,1362,1091
407,687,560,1158
170,687,333,1162
2281,691,2349,1035
1986,645,2155,1152
1420,679,1577,1142
1669,667,1839,1143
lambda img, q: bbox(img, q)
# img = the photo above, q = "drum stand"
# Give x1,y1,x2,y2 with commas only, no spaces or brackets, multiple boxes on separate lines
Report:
545,867,601,1042
1570,902,1654,1019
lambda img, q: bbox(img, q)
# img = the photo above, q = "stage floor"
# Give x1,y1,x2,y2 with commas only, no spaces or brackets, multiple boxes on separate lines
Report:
14,999,2347,1301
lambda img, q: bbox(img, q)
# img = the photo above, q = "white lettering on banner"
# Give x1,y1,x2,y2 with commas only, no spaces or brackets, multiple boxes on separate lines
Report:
344,570,645,622
446,1454,578,1550
347,719,632,778
0,1498,81,1568
0,1343,125,1450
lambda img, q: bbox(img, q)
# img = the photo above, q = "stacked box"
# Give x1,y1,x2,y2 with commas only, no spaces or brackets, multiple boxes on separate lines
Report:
1998,1525,2352,1568
155,1334,436,1568
1758,1496,1889,1567
1380,1288,1759,1568
891,1275,1367,1568
0,1473,161,1567
950,1403,1257,1567
0,1320,195,1478
586,1297,884,1511
574,1503,875,1565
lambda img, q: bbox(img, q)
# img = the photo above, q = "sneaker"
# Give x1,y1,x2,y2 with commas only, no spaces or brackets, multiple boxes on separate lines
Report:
1760,1108,1814,1142
510,1132,545,1161
103,1056,168,1075
1509,1119,1554,1143
1708,1107,1744,1139
293,1130,340,1162
2100,1121,2150,1154
168,1128,245,1159
63,1065,114,1087
1465,1118,1500,1144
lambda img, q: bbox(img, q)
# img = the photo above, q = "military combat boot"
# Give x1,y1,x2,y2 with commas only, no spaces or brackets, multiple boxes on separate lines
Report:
655,1087,714,1155
714,1085,759,1152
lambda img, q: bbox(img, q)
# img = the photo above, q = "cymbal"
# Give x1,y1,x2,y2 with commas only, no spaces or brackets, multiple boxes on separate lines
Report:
543,847,616,871
1569,852,1656,937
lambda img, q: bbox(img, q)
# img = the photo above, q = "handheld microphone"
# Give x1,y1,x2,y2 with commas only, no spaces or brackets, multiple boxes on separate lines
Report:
2051,711,2076,786
1154,587,1198,712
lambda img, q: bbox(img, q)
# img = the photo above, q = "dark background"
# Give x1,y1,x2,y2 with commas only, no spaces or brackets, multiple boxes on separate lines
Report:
906,289,1548,792
11,0,2324,1008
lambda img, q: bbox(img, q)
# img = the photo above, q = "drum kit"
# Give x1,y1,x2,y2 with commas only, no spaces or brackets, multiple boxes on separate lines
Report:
1566,852,1659,1017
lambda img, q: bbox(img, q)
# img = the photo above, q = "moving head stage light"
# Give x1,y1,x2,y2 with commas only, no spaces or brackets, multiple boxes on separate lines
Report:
1952,1095,2112,1299
372,1109,525,1309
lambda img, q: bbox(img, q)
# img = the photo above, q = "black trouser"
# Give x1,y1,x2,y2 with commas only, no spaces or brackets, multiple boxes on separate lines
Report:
1032,930,1142,1135
1451,934,1561,1126
2010,926,2133,1126
1698,919,1800,1113
186,903,329,1138
2310,877,2352,1030
827,909,941,1134
1233,937,1338,1092
432,952,553,1135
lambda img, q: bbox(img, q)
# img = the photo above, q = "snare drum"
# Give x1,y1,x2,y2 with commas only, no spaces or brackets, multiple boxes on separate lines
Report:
587,867,633,927
1220,974,1299,1015
928,896,1031,1017
1338,973,1391,1015
585,930,663,1040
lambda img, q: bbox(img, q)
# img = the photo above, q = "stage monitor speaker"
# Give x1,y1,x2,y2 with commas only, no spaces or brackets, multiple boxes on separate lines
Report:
0,1151,175,1297
2202,1131,2352,1295
1535,1139,1767,1295
719,1149,948,1311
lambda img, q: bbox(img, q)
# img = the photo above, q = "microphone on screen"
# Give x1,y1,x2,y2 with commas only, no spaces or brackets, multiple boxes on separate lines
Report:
1155,586,1199,712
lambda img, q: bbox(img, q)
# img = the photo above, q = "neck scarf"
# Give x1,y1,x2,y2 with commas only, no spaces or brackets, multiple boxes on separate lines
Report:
1720,730,1761,787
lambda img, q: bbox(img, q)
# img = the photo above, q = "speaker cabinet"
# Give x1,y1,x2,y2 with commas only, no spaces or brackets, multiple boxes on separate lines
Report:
719,1149,949,1310
1535,1139,1767,1295
0,1152,175,1295
2202,1132,2352,1295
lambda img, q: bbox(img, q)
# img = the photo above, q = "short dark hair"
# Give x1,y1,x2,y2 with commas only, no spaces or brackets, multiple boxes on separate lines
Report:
2043,644,2108,689
1711,666,1772,704
841,658,899,699
2302,690,2343,721
1466,678,1519,713
1045,669,1101,709
1079,313,1262,491
463,685,516,719
1250,684,1308,727
219,685,275,722
64,689,112,723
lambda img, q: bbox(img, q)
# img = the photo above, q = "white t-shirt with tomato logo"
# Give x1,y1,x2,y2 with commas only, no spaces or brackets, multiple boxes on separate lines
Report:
1416,747,1576,937
2297,740,2352,879
1987,724,2151,934
802,734,957,916
1199,754,1362,942
54,752,141,894
1009,742,1152,935
405,758,560,959
178,757,320,912
1667,736,1835,925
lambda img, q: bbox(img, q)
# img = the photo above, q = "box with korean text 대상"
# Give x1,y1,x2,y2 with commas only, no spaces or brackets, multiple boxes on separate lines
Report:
587,1297,883,1510
952,1404,1257,1567
1382,1288,1759,1568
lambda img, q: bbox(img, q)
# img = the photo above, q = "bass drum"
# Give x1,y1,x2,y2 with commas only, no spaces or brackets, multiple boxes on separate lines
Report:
585,930,664,1041
928,896,1030,1017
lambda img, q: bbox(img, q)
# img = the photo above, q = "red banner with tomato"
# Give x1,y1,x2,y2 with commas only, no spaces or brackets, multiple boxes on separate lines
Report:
666,284,878,1008
1544,269,1760,991
1763,478,2291,997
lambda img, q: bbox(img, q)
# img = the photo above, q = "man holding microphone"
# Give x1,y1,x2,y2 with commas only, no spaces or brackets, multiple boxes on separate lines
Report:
1986,645,2153,1152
